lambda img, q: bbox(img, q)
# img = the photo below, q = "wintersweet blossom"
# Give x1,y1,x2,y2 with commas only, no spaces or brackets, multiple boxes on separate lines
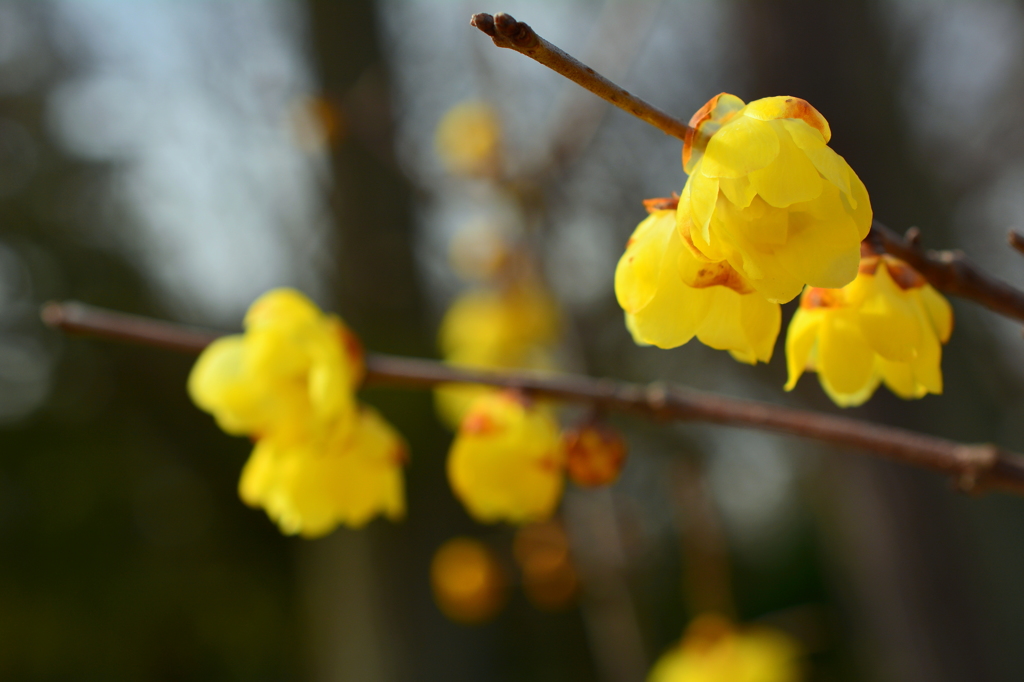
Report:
648,614,801,682
447,390,565,524
785,250,953,407
239,406,406,537
679,93,872,303
616,206,781,364
435,285,560,426
189,288,407,536
188,288,363,443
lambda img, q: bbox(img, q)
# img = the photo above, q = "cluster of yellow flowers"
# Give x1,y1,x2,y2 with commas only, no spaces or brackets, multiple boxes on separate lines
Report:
649,615,801,682
616,93,953,406
188,289,406,537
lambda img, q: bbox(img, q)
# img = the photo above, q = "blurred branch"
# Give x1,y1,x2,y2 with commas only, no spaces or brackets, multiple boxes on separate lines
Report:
469,12,692,142
42,300,1024,497
869,220,1024,324
1008,230,1024,258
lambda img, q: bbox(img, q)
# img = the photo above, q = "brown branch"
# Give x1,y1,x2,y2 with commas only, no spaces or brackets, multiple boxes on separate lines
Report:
1009,230,1024,258
469,12,692,142
41,300,1024,497
869,220,1024,325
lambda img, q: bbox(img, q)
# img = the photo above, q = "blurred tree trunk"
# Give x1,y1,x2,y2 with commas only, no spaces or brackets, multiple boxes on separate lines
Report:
736,1,995,680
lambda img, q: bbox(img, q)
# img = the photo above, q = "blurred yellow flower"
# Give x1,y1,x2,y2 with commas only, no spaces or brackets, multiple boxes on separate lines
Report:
616,207,780,364
430,537,507,624
447,390,565,524
435,285,560,426
785,252,953,407
679,93,872,304
189,288,407,536
239,406,406,537
649,614,801,682
188,288,363,443
435,100,503,177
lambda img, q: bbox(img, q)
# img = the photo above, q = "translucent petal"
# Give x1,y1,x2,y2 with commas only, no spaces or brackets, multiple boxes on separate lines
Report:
742,96,831,142
694,288,749,357
780,119,852,199
818,311,876,396
627,229,710,349
821,371,880,408
784,306,821,390
843,168,873,239
615,211,672,313
878,358,925,400
701,116,780,178
739,291,783,363
748,122,823,208
719,176,757,209
918,285,953,342
776,186,862,289
688,172,720,239
910,313,944,394
857,265,922,362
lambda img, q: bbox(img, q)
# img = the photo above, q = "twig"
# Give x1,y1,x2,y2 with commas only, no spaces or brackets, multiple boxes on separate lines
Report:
41,300,1024,497
869,220,1024,325
1009,230,1024,258
469,12,692,142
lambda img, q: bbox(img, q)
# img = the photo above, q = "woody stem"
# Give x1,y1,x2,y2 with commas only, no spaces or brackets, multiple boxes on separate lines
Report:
469,12,693,141
42,300,1024,497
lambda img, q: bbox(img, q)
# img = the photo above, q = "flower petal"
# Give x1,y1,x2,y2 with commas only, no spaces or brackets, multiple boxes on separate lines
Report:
700,116,780,178
748,121,823,208
818,310,876,397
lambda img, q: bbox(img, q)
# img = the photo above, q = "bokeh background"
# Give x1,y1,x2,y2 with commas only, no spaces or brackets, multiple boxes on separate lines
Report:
3,0,1024,680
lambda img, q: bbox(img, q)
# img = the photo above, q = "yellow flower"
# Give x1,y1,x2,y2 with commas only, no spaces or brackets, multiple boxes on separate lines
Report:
435,100,502,177
188,288,363,442
189,288,407,536
785,252,953,407
447,390,565,524
435,285,560,426
239,405,407,537
679,93,872,304
649,614,801,682
616,206,781,364
430,537,507,624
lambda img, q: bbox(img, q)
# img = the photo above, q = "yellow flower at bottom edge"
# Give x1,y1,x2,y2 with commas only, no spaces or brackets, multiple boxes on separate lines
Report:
678,93,872,304
239,405,407,538
616,207,781,364
447,390,565,524
648,614,801,682
785,252,953,407
188,288,363,442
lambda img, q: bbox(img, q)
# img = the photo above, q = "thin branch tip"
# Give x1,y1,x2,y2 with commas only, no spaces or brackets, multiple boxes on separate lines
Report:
469,12,496,37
